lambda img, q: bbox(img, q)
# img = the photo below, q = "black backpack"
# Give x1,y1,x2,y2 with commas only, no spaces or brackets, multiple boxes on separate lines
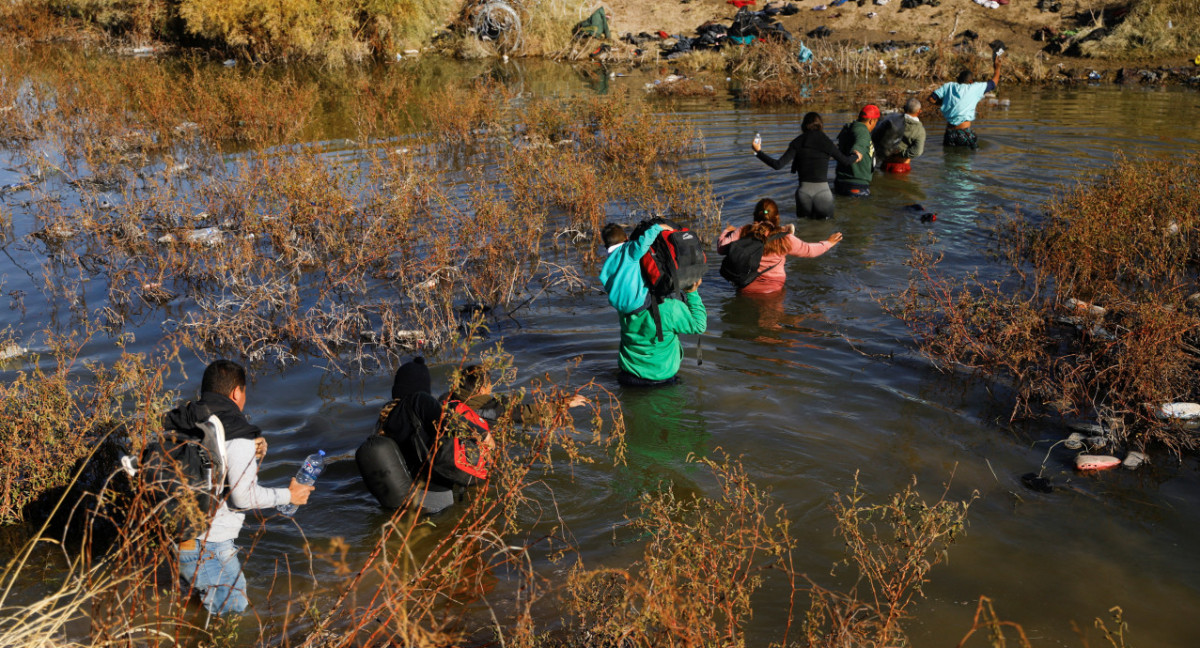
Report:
137,413,227,542
720,232,788,289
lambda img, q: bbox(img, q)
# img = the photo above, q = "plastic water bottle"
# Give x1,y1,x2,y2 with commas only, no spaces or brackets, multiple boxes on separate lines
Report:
753,132,761,149
277,450,325,517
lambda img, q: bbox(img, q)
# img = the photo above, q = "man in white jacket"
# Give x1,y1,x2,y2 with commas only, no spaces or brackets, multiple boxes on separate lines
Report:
163,360,313,616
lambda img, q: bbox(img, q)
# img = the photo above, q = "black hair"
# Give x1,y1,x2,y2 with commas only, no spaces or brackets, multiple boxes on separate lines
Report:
453,364,490,400
801,112,823,132
202,359,246,396
601,223,627,248
957,69,974,84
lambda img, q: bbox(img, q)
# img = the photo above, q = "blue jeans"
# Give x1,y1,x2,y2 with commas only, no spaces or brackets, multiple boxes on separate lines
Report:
177,539,248,616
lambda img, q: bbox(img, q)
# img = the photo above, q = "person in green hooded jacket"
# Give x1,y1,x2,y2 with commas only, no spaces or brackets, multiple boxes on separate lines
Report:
834,104,879,197
573,7,611,40
618,281,707,387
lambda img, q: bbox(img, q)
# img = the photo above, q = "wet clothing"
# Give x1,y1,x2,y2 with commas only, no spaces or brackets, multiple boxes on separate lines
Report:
834,121,875,191
872,113,926,163
882,161,912,173
931,79,996,126
573,8,610,39
797,182,836,220
755,130,856,184
717,228,834,294
600,224,665,315
379,358,457,513
618,371,679,387
755,130,855,219
943,127,979,149
164,393,289,616
833,181,871,197
618,291,707,382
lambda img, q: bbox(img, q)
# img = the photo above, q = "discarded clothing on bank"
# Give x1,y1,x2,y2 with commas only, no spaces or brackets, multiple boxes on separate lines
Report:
764,1,800,15
899,0,939,8
797,41,814,62
807,25,833,39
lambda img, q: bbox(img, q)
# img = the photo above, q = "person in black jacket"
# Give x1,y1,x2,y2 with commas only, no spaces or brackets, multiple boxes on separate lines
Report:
377,357,494,514
751,111,862,220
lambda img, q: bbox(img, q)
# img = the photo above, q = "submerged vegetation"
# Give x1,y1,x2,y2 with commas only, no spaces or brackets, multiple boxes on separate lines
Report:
898,154,1200,455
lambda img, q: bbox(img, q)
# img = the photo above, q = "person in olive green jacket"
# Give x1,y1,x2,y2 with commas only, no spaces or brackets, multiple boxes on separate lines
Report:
618,281,707,387
834,104,879,197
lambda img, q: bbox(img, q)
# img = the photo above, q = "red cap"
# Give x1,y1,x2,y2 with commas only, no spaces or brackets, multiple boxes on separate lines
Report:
859,104,881,120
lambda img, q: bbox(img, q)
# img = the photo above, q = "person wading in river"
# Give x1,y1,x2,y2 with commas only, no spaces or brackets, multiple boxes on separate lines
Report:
929,51,1002,150
167,360,313,616
833,104,879,197
751,112,862,220
872,98,926,173
717,198,843,294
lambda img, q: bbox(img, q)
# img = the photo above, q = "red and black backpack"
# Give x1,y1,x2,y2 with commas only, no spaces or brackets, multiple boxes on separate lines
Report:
433,400,492,486
629,217,707,340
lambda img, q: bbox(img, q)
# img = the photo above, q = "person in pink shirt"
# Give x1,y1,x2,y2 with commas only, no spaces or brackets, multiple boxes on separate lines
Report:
716,198,843,295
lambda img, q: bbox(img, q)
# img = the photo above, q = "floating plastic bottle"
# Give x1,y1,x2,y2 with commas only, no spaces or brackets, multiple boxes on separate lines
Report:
277,450,325,517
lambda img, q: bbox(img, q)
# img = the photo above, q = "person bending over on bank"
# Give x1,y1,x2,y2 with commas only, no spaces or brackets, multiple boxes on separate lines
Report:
929,52,1002,150
834,104,879,197
618,281,707,387
872,98,926,173
166,360,314,616
717,198,843,295
442,364,589,426
752,112,861,220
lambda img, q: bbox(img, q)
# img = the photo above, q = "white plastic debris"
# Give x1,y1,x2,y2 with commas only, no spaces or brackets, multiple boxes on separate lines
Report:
223,59,237,67
1066,297,1107,317
1155,402,1200,420
158,227,224,246
167,163,190,174
1123,451,1148,469
0,344,28,361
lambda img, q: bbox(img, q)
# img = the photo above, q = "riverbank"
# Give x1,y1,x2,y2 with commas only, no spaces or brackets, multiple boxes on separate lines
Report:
4,0,1200,84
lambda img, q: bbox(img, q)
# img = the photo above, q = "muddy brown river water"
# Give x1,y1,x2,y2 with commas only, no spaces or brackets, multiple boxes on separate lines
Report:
2,58,1199,645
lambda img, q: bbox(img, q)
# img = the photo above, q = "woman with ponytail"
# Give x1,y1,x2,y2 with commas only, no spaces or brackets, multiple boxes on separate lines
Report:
717,198,842,295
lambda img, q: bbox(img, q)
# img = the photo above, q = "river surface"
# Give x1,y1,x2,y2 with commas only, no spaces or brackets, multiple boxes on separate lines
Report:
2,58,1199,645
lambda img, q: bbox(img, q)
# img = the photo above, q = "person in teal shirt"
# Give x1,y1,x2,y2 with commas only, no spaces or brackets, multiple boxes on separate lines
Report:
834,104,879,197
618,282,707,387
930,52,1002,150
599,222,665,315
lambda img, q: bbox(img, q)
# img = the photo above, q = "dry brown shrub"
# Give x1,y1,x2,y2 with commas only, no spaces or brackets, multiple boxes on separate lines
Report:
566,455,793,647
1081,0,1200,57
895,154,1200,453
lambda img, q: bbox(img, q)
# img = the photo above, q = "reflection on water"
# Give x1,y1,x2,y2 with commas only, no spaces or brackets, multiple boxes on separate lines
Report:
1,57,1199,645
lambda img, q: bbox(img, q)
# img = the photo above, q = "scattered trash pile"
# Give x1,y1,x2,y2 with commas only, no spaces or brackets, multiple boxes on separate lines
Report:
623,4,800,61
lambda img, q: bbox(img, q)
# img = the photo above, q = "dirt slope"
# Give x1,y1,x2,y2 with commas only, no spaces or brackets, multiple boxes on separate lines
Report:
600,0,1190,67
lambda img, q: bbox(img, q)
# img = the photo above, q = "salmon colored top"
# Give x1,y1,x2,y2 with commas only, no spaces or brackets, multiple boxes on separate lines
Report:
717,228,833,294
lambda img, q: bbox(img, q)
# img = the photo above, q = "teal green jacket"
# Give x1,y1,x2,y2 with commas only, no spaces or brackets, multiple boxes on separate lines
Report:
599,224,665,315
618,291,707,381
835,120,875,187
